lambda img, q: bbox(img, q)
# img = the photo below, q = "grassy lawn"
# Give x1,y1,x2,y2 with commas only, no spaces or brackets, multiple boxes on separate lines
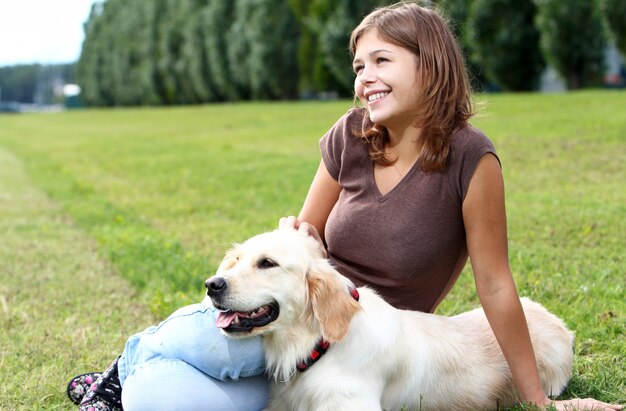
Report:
0,148,156,410
0,91,623,409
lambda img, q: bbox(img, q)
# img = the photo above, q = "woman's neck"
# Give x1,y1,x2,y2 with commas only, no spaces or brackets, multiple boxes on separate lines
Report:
386,126,423,165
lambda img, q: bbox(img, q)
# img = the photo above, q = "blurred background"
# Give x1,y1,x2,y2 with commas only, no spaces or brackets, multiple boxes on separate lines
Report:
0,0,624,112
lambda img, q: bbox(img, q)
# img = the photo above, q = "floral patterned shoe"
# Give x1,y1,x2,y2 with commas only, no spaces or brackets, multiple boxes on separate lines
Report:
79,357,123,411
67,372,102,405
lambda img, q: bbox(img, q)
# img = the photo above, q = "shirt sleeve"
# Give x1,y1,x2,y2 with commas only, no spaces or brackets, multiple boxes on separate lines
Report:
452,126,500,202
319,108,363,181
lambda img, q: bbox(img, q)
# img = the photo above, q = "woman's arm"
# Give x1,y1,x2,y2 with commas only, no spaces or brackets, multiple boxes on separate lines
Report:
280,160,341,248
463,154,622,410
297,160,342,240
463,153,546,404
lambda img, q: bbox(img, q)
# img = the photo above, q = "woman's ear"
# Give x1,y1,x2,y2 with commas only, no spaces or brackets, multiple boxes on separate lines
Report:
306,261,360,342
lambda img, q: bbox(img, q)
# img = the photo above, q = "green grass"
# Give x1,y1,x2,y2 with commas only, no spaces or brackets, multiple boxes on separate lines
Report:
0,148,157,410
0,91,623,409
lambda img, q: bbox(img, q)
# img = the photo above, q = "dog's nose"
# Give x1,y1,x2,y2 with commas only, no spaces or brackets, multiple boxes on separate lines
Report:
205,277,227,297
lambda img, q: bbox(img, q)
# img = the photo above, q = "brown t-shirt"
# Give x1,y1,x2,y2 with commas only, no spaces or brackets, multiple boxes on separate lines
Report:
321,108,498,313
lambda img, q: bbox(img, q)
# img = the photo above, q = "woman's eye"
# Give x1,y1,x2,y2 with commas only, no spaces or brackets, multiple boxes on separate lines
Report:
353,65,364,74
376,57,388,64
258,258,278,269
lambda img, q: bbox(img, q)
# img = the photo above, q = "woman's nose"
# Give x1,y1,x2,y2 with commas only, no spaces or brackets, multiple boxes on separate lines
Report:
358,66,376,84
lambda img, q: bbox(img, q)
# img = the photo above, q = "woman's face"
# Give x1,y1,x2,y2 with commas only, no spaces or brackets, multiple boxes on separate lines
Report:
353,29,421,132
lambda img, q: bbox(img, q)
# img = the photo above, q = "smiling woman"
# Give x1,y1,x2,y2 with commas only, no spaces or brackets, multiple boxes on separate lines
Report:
349,3,473,176
352,29,422,135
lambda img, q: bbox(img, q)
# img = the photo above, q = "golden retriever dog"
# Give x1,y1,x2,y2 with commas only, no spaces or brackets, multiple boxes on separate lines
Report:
205,228,574,411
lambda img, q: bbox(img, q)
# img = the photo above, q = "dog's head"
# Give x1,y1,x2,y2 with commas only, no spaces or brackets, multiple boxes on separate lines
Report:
205,227,361,342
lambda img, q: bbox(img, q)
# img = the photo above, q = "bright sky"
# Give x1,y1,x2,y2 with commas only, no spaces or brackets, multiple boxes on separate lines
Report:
0,0,99,67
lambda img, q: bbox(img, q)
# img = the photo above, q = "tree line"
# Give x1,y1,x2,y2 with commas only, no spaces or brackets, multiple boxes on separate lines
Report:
3,0,623,107
443,0,624,91
76,0,390,105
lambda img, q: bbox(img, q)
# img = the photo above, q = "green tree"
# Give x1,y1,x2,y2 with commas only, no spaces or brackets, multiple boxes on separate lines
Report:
316,0,362,94
107,0,143,105
288,0,318,96
202,1,238,101
133,0,163,105
77,1,110,105
178,0,217,103
468,0,544,91
93,0,128,105
158,0,217,104
225,0,254,100
311,0,391,96
154,0,187,104
438,0,486,91
248,0,300,99
601,0,626,57
226,0,299,100
535,0,607,89
287,0,343,97
78,0,164,106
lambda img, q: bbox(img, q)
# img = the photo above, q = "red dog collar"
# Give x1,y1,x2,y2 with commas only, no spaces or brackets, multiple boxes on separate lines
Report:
296,286,359,372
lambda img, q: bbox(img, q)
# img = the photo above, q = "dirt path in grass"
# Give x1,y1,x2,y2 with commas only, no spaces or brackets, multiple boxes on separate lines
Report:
0,148,156,410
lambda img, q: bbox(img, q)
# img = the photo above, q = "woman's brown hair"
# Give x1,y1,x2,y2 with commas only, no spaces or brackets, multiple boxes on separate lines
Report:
349,2,474,172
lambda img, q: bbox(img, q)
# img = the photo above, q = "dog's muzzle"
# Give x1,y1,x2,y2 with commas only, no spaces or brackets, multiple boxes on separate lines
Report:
205,276,280,333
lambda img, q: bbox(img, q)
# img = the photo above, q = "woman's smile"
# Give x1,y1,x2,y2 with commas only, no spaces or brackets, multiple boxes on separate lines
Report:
353,29,420,133
366,91,390,104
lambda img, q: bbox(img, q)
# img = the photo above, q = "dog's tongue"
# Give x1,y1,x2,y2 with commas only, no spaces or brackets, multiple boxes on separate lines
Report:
216,311,237,328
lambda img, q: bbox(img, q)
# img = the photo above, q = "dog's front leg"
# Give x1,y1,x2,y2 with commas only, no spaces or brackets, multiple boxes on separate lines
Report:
313,399,383,411
263,383,292,411
263,400,290,411
263,405,288,411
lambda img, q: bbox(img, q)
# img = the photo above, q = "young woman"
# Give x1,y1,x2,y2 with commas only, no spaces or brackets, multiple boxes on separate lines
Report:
68,3,622,410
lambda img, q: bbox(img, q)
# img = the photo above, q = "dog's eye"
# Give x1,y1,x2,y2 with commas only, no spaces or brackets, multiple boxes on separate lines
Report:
258,257,278,269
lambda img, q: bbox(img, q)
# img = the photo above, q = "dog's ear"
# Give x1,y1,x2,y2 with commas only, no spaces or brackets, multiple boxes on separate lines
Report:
307,261,361,342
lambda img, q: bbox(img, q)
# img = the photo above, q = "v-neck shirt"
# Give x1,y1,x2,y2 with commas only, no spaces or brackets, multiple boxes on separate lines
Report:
320,108,498,312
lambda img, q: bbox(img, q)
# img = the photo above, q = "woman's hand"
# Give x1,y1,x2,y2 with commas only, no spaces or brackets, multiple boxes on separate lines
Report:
279,216,327,257
540,397,623,410
278,215,302,231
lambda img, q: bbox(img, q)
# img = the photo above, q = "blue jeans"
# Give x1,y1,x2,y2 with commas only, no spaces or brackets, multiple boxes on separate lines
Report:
118,300,268,410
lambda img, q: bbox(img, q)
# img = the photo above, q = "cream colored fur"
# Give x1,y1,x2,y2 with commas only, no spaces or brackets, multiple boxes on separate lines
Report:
208,228,574,411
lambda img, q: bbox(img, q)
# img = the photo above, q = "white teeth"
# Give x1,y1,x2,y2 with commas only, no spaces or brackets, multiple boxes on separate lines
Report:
368,92,388,102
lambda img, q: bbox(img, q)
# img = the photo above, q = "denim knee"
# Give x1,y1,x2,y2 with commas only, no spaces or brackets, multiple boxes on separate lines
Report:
119,302,265,384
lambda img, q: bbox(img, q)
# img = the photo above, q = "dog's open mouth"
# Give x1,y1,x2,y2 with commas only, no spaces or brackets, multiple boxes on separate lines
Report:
215,302,279,333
